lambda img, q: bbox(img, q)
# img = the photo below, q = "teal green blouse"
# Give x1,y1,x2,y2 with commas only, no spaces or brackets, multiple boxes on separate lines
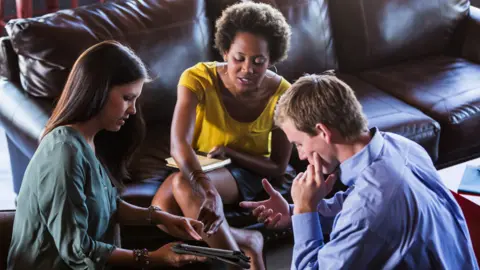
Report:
8,126,118,269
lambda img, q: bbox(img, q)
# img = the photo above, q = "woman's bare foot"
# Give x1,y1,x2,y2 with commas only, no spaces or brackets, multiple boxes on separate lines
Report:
231,228,265,270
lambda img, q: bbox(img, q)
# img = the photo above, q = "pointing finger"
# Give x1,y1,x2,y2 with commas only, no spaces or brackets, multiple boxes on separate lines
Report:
184,221,203,241
261,179,278,196
313,153,324,183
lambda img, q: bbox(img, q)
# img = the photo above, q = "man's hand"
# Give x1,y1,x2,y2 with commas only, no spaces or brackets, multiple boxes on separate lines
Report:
197,189,224,236
150,242,207,267
240,179,292,230
292,152,337,215
156,211,204,241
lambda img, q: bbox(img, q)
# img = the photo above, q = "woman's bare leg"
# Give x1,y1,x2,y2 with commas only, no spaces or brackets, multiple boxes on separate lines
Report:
231,228,265,270
151,175,182,215
152,169,265,270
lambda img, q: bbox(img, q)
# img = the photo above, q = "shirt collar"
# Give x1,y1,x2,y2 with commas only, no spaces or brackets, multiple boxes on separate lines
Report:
339,127,384,186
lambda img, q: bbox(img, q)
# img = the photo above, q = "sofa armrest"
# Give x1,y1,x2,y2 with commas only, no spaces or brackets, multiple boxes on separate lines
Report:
461,6,480,63
0,37,19,83
0,79,52,157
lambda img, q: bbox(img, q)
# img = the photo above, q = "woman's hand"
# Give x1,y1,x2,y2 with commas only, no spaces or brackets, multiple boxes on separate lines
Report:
207,145,229,159
150,242,207,267
157,211,204,241
197,189,225,236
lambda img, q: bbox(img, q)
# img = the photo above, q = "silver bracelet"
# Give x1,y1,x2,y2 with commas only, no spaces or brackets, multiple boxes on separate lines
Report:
147,205,162,225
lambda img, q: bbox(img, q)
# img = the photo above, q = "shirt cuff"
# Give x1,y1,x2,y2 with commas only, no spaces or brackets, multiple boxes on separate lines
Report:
292,212,324,244
90,242,116,269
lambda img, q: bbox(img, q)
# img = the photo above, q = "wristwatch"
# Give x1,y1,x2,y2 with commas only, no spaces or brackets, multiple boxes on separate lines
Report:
147,205,162,225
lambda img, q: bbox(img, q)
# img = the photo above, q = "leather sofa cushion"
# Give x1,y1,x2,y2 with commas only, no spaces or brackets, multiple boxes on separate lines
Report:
128,126,171,182
6,0,212,124
338,74,441,162
328,0,469,72
0,210,15,269
121,178,163,208
206,0,338,81
360,56,480,162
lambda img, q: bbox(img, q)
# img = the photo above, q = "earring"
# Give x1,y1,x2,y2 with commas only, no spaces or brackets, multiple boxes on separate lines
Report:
265,65,278,79
223,55,228,75
270,65,278,74
223,65,228,75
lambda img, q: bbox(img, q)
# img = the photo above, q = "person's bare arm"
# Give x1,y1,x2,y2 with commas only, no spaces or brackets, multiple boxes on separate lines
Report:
171,86,213,189
171,86,201,179
170,85,224,235
107,243,206,268
116,199,203,240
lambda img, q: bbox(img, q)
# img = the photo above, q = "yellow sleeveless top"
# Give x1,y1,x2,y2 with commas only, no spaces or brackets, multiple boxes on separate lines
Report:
178,62,291,157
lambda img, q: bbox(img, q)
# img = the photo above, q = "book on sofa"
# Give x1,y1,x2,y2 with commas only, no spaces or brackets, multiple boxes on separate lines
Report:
458,165,480,196
166,153,231,172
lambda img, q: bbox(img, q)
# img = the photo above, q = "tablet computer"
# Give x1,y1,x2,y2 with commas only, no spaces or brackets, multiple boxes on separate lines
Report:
171,243,251,269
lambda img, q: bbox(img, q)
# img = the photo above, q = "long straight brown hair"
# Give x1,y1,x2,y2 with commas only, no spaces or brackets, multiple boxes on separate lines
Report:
43,40,150,188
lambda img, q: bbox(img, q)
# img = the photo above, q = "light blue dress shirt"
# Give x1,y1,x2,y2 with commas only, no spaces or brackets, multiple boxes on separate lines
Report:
291,128,479,270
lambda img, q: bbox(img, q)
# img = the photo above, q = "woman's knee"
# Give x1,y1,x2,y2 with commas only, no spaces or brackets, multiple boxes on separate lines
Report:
171,172,194,200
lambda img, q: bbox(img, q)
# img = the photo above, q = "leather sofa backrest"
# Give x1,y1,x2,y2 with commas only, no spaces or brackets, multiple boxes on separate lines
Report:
5,0,212,124
0,210,15,269
328,0,470,72
462,6,480,63
206,0,338,82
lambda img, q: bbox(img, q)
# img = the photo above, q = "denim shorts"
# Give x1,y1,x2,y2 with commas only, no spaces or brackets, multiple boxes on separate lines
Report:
225,164,266,202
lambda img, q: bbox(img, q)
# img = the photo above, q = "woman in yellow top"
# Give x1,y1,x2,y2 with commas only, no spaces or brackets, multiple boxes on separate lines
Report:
152,3,292,269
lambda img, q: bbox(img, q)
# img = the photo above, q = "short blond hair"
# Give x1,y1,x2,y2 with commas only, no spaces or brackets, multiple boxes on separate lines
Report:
275,72,368,141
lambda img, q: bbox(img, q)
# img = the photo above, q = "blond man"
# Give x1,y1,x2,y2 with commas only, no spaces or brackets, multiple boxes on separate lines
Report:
241,72,478,269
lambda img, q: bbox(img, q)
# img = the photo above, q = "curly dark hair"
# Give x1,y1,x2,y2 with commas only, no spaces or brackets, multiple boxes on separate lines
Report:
214,2,291,65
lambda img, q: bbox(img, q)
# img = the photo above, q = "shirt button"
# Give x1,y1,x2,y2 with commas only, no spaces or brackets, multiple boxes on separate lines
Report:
104,186,107,190
96,257,101,262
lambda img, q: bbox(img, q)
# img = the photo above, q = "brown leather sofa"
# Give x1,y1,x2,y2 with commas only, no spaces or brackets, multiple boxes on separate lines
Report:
0,0,479,249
